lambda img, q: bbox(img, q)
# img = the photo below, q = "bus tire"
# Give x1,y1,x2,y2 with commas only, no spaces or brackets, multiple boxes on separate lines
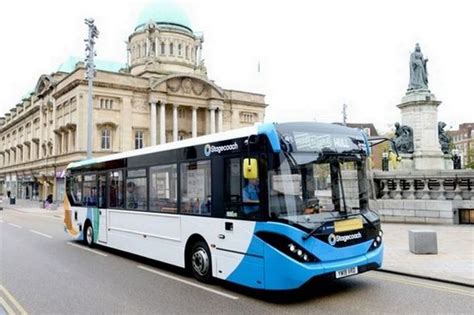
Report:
189,241,213,283
84,222,94,248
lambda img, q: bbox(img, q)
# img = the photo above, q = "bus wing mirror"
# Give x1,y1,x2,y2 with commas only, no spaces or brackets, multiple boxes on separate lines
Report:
243,158,259,180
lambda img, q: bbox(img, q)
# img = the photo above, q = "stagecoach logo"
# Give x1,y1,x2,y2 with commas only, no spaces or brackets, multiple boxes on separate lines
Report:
204,142,239,156
328,232,362,246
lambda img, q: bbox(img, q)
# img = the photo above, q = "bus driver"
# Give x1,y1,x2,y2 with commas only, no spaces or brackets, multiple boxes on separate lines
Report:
242,179,260,215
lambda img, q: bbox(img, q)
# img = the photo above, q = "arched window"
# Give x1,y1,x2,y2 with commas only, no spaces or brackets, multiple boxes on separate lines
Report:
169,43,174,55
101,129,111,150
161,42,165,55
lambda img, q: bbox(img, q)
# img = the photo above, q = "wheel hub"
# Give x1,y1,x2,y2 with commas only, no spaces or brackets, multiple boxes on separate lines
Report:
192,248,209,276
86,226,93,244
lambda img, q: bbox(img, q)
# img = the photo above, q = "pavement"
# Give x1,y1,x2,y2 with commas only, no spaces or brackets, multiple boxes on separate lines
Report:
2,198,473,287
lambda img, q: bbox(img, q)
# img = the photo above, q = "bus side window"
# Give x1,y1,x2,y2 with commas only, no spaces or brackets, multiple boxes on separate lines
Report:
68,174,83,206
109,170,124,208
180,160,211,215
149,164,177,213
82,174,97,207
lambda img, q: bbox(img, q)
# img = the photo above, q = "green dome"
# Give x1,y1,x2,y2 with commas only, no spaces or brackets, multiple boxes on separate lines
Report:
135,0,193,32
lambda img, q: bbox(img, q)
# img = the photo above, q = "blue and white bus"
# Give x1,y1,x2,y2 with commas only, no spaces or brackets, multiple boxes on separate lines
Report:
64,122,383,290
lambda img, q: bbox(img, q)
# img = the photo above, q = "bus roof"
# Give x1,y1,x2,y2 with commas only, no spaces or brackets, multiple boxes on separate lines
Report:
67,122,365,170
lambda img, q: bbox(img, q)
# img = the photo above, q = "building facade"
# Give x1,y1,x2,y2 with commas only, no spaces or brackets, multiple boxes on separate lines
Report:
0,1,266,201
448,123,474,168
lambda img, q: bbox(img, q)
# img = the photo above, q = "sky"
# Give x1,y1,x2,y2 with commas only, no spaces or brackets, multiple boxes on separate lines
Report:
0,0,473,134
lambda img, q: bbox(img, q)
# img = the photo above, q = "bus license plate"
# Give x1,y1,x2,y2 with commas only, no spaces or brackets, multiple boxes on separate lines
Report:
335,266,358,279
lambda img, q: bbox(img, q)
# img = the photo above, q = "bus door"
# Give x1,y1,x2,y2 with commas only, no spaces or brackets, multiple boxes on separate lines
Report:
214,157,264,288
97,173,108,243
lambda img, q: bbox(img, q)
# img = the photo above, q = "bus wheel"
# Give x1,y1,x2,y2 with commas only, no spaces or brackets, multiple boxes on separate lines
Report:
190,241,212,283
84,223,94,248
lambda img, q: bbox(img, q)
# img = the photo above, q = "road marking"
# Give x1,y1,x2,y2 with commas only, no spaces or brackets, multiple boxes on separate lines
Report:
137,265,239,300
29,230,53,239
366,273,474,298
67,242,108,257
0,285,28,314
0,297,16,315
7,223,22,229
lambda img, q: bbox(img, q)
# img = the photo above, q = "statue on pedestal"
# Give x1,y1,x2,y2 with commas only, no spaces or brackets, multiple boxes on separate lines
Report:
408,43,429,90
438,121,451,154
393,122,414,153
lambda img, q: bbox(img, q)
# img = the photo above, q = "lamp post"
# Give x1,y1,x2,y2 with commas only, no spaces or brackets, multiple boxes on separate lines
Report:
84,18,99,159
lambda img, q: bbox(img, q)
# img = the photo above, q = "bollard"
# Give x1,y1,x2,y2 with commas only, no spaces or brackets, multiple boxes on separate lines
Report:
409,230,438,254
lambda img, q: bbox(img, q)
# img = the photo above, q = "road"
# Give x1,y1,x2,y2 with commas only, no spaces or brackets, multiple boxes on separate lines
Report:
1,209,473,314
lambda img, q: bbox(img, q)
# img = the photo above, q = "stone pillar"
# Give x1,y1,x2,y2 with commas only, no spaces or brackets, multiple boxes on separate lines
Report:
150,102,157,146
209,106,216,134
173,104,179,142
397,90,445,170
39,104,43,158
69,130,74,152
160,102,166,144
192,106,198,138
217,107,223,132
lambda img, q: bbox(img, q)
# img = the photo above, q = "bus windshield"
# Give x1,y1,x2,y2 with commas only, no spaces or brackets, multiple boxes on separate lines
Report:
268,152,369,229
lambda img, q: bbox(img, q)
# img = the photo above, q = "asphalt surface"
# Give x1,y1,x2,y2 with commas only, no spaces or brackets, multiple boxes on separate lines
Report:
1,209,473,315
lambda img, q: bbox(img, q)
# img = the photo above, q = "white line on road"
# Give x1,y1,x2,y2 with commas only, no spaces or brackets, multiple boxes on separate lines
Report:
137,265,239,300
29,229,53,239
7,223,22,228
366,273,474,297
0,285,28,314
67,242,108,257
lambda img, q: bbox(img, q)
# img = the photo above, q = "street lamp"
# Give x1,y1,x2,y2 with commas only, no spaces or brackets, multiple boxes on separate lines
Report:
84,18,99,159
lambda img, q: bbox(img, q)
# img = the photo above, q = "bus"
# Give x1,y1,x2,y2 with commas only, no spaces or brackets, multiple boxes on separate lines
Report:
64,122,383,290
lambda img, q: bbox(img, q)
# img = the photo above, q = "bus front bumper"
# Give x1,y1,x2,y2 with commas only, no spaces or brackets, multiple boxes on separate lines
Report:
263,242,384,290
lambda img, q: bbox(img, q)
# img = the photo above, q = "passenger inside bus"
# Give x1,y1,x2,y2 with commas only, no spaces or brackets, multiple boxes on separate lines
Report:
242,179,260,215
126,182,138,209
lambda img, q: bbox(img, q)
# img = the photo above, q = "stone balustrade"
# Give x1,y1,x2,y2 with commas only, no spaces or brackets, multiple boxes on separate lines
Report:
373,170,474,201
371,170,474,224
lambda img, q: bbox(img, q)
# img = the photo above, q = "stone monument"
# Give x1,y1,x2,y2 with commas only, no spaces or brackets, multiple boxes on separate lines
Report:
395,43,451,170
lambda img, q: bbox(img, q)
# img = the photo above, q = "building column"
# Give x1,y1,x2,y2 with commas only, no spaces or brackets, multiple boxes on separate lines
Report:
217,107,223,132
69,130,74,152
173,104,179,142
159,101,166,144
209,106,216,134
150,102,157,146
39,104,44,158
192,106,198,138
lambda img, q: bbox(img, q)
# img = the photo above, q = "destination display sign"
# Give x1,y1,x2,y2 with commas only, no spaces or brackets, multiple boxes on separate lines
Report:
292,131,366,153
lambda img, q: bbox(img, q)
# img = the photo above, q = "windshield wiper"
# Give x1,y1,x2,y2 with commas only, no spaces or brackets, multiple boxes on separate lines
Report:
302,221,329,241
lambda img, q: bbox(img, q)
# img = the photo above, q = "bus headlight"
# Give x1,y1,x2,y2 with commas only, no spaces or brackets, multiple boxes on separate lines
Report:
257,232,319,263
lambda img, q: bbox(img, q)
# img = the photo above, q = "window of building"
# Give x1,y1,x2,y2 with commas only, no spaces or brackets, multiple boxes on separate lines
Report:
101,129,111,150
178,108,186,119
142,43,146,57
150,164,177,213
126,169,147,210
82,174,97,206
99,98,113,110
161,42,165,55
169,43,174,55
241,112,255,123
109,170,124,208
178,44,182,56
135,131,144,149
180,160,212,215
